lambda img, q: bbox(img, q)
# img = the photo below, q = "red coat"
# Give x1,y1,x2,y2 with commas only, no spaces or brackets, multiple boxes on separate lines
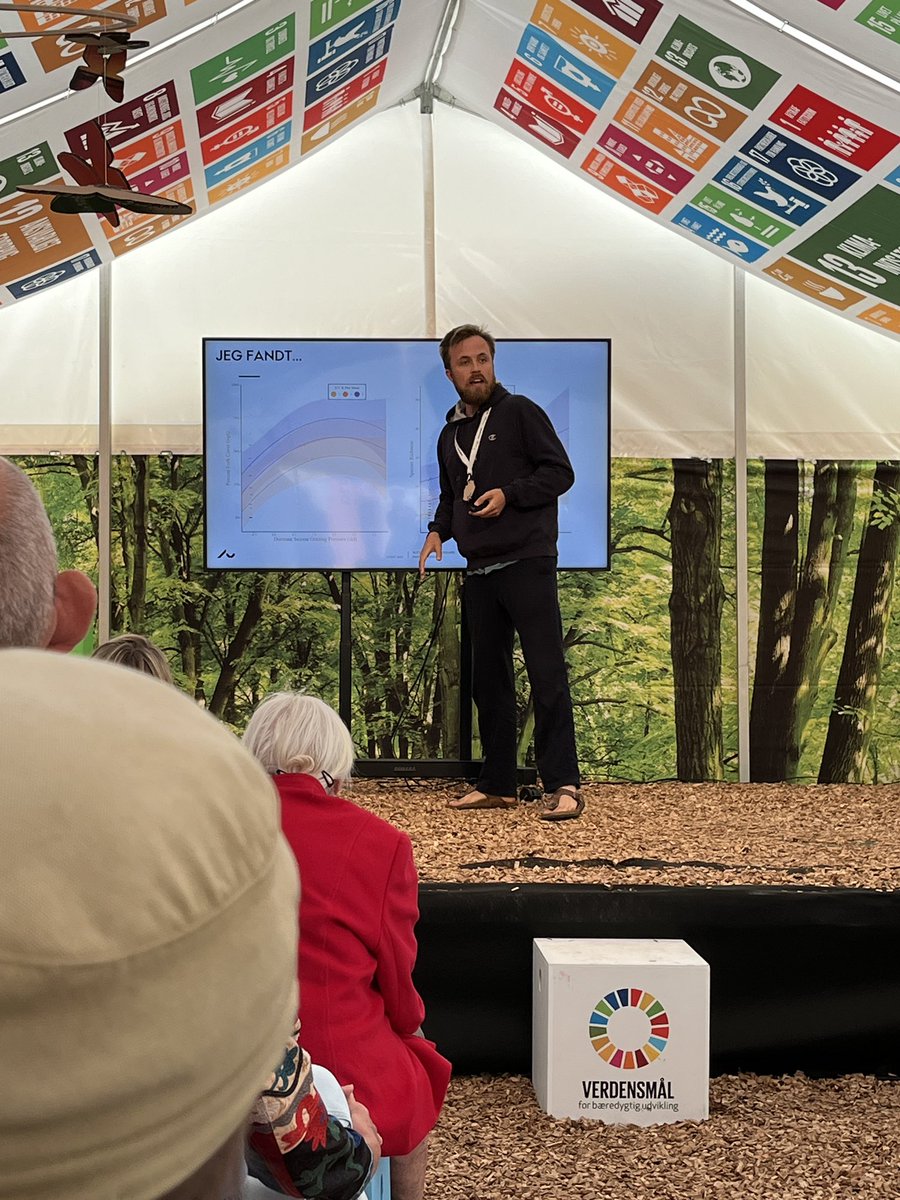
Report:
276,773,451,1157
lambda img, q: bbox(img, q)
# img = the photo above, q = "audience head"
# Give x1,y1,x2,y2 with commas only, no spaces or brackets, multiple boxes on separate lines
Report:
92,632,174,684
243,692,354,793
0,649,299,1200
0,456,96,651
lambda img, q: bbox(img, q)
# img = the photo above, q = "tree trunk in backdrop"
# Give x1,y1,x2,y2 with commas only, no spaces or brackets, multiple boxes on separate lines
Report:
781,462,857,778
749,462,857,780
207,574,270,717
434,573,461,759
668,459,725,781
155,456,203,699
749,460,798,780
819,462,900,783
127,455,149,630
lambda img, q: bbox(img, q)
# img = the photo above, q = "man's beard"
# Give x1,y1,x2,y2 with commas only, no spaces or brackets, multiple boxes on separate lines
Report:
457,378,493,408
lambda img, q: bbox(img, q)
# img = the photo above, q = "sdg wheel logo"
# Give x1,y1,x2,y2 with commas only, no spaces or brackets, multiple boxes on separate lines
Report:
588,988,669,1069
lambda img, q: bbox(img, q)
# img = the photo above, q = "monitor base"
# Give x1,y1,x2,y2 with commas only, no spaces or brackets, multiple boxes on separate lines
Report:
355,759,538,784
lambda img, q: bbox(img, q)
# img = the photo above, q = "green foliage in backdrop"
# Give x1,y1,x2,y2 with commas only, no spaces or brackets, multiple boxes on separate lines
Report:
21,452,900,783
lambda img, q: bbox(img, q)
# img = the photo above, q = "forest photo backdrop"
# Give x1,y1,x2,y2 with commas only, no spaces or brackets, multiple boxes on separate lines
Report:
20,453,900,784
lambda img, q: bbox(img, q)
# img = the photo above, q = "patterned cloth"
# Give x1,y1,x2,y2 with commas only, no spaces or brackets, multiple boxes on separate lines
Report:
247,1023,373,1200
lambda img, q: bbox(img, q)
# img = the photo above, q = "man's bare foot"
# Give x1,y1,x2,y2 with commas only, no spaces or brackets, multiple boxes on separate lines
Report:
538,786,584,821
448,789,517,810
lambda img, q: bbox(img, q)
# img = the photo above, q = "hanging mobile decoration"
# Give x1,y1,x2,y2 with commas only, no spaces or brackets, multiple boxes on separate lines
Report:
1,3,192,223
19,120,192,225
66,32,151,103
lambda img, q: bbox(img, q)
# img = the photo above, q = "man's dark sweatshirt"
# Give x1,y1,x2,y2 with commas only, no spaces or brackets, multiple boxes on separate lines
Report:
427,383,574,570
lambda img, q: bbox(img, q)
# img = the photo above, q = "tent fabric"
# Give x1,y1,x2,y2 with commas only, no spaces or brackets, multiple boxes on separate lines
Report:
1,0,900,456
0,0,445,299
431,103,737,459
746,0,900,80
5,99,900,458
747,270,900,458
0,0,899,339
1,265,99,448
0,1,212,118
440,0,900,342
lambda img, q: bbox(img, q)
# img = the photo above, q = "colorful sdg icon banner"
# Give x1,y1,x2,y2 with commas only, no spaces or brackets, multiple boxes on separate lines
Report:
2,0,900,341
444,0,900,340
0,0,443,303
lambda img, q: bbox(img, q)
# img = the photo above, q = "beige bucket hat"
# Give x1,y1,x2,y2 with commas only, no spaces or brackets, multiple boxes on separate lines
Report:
0,649,299,1200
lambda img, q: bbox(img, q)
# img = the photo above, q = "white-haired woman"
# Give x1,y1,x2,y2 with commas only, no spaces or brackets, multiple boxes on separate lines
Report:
243,693,451,1200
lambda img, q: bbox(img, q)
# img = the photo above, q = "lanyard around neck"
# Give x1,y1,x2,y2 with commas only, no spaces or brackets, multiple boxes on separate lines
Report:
453,407,491,482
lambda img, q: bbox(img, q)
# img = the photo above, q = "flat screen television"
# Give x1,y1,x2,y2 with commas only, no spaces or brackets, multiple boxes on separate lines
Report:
203,338,610,570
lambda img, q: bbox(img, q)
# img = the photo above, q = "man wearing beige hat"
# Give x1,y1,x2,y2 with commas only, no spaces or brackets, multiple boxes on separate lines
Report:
0,648,381,1200
0,458,381,1198
0,648,300,1198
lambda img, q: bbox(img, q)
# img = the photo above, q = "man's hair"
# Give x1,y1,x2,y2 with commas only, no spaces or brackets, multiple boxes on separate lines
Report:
0,457,57,648
92,633,174,684
439,324,496,370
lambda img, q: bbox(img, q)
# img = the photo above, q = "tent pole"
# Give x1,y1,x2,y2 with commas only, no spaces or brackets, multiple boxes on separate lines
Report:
98,261,112,645
421,100,437,338
419,0,458,337
733,267,750,782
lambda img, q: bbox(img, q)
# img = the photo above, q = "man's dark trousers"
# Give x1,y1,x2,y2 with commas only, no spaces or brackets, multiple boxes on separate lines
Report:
463,556,580,797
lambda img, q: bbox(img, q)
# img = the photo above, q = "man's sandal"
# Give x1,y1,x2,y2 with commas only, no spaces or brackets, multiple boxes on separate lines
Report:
538,786,584,821
448,790,518,810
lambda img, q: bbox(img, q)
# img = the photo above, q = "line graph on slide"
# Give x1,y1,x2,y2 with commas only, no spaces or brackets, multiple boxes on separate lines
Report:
240,386,388,533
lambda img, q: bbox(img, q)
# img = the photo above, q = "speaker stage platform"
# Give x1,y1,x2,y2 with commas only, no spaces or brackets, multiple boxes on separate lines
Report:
415,882,900,1077
353,779,900,1078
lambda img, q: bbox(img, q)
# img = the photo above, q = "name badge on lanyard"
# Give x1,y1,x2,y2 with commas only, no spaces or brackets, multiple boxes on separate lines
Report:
454,408,491,503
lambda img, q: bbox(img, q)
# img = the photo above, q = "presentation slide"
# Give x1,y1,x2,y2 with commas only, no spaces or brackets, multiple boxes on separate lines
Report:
203,338,609,570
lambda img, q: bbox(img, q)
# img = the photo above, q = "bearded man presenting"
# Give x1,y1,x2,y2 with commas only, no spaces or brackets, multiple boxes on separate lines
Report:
418,324,583,821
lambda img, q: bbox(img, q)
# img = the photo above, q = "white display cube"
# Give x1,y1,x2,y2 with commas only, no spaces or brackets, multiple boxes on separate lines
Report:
533,938,709,1126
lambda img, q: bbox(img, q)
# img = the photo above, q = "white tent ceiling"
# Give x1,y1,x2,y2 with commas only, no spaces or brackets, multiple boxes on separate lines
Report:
1,0,900,457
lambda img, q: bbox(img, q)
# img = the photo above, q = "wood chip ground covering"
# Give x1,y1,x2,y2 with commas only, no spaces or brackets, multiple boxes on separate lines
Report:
425,1073,900,1199
349,782,900,1194
350,780,900,890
